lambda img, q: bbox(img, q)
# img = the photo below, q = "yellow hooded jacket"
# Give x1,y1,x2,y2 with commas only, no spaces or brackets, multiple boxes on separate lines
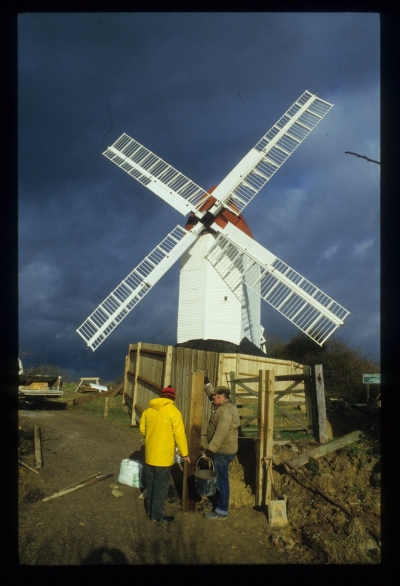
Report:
139,397,189,466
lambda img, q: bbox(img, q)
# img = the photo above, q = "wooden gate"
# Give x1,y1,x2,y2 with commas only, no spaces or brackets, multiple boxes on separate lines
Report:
229,364,329,444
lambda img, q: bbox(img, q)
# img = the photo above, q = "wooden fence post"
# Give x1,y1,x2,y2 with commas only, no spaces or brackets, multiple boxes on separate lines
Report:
162,346,173,388
34,424,42,469
303,365,313,434
131,343,141,426
182,371,204,512
230,371,237,404
123,346,135,417
264,370,275,505
255,370,265,507
103,397,109,419
311,364,329,445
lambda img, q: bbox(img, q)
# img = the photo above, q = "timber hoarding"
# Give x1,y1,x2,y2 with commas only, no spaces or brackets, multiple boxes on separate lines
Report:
123,342,304,433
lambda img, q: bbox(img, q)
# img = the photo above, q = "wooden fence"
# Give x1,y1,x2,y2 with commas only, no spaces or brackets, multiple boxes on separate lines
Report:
123,343,328,514
123,342,305,436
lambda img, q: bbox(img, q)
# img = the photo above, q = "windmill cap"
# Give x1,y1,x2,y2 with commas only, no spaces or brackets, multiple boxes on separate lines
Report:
161,385,176,400
210,385,230,396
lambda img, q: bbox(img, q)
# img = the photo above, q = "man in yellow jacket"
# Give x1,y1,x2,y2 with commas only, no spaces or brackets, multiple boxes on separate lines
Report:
140,385,190,523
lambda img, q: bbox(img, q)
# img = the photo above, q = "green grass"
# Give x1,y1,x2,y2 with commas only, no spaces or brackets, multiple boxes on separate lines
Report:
54,381,142,437
80,396,142,436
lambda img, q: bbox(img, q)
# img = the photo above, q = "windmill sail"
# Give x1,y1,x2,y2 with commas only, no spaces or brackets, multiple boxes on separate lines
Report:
77,225,197,350
103,134,208,217
206,224,350,346
212,91,333,215
103,92,333,223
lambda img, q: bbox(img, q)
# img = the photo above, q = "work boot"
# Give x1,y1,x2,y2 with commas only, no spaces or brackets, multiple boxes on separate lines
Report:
152,515,174,523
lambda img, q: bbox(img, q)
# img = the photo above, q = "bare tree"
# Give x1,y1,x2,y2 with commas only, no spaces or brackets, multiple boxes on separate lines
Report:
345,151,380,165
18,344,49,384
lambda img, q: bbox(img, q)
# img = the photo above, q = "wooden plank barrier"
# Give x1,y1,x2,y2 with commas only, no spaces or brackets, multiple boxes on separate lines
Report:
121,344,339,511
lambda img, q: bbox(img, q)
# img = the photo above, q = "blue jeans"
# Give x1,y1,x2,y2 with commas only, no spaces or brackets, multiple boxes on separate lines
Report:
212,453,236,516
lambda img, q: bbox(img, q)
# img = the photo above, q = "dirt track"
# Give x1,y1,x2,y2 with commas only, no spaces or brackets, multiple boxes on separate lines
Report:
18,406,292,565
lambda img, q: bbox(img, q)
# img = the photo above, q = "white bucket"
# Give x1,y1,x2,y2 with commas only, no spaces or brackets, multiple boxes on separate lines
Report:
118,459,142,488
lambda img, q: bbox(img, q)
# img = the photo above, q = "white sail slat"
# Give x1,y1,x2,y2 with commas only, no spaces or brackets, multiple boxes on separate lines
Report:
103,134,208,217
211,91,333,215
77,225,197,350
206,226,350,346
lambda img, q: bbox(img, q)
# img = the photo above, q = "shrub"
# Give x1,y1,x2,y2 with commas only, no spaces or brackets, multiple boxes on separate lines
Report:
266,332,380,402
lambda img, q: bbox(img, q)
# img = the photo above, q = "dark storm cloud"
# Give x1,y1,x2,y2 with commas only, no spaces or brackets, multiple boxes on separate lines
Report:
18,13,380,379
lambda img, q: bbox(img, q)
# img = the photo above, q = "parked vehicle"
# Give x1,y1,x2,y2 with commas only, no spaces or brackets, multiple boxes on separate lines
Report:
18,361,63,406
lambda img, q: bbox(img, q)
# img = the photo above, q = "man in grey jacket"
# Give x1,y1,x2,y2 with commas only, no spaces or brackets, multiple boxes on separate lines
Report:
203,376,240,520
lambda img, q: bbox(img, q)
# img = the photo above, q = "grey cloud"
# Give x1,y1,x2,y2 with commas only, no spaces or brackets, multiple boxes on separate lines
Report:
18,13,380,380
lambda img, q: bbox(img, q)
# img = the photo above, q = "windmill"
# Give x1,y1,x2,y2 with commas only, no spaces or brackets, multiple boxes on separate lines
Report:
77,91,350,352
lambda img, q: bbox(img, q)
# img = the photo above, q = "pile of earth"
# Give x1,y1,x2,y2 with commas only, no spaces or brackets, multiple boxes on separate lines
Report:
223,399,381,563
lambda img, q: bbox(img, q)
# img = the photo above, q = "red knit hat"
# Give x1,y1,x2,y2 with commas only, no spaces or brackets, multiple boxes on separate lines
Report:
160,385,176,400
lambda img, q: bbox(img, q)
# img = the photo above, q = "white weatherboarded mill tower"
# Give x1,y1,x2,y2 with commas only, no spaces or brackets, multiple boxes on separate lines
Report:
77,91,350,352
177,188,262,347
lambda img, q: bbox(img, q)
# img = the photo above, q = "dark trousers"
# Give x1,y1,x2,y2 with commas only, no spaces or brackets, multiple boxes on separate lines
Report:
212,453,236,515
144,464,171,520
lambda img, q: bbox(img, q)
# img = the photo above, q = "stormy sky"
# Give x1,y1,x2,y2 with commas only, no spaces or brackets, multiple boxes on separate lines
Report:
18,13,380,381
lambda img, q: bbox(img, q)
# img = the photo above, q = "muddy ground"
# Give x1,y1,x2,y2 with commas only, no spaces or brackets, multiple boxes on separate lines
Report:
18,399,381,565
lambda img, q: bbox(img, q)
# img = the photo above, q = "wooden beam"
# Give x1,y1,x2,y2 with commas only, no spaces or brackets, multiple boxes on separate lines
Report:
162,346,173,388
303,365,313,434
131,342,141,426
182,371,204,512
287,430,363,469
124,393,132,411
229,377,259,384
275,374,305,382
109,381,123,398
264,370,275,505
42,472,114,502
274,404,308,432
62,473,99,491
136,375,163,392
34,424,42,469
312,364,329,444
103,397,109,419
18,459,39,474
139,349,167,356
255,371,265,507
235,381,258,397
230,371,237,404
274,425,307,432
273,381,300,403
